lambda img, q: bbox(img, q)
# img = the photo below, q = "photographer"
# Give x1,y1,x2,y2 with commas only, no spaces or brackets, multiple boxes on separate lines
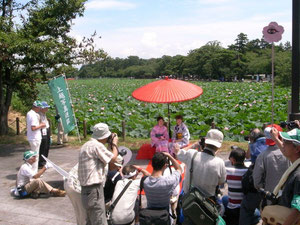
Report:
261,128,300,225
78,123,119,225
246,128,268,164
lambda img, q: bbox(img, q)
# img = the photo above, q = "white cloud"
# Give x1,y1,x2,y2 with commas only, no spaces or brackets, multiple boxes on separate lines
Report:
85,0,136,10
141,32,158,47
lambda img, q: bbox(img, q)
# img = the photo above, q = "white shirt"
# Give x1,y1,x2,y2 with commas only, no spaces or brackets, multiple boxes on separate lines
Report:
111,179,140,224
38,112,49,136
26,109,42,140
16,162,35,186
178,148,226,196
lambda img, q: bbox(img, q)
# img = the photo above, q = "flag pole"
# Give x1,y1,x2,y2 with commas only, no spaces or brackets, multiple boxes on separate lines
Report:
63,75,81,143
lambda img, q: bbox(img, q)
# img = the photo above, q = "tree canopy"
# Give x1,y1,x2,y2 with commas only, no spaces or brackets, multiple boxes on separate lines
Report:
0,0,106,135
76,33,291,86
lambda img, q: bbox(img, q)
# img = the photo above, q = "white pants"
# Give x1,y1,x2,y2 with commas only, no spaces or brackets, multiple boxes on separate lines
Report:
64,179,87,225
28,139,41,173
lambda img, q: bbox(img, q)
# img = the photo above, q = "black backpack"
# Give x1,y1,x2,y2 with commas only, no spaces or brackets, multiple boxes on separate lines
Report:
241,164,258,194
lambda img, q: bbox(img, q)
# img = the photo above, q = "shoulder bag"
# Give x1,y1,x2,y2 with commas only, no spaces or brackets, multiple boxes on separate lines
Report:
181,151,220,225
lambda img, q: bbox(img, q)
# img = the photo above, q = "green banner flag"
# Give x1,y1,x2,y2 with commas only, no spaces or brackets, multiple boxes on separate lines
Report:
48,76,76,134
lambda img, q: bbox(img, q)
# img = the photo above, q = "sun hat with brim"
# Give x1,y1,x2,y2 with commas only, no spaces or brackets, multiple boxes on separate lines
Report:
114,155,124,167
33,100,42,107
23,150,37,161
280,128,300,145
264,124,282,146
91,123,111,140
41,101,50,108
205,129,224,148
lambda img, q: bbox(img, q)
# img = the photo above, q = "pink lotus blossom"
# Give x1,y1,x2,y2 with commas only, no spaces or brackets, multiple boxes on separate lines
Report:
101,107,105,110
253,100,256,104
235,104,239,108
224,127,229,131
240,130,245,134
128,112,132,115
88,108,93,112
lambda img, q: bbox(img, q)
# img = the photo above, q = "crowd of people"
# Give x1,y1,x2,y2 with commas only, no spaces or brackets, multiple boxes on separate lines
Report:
14,101,300,225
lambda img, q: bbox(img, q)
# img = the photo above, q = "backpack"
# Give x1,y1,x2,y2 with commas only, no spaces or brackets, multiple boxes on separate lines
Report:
181,151,220,225
241,164,258,194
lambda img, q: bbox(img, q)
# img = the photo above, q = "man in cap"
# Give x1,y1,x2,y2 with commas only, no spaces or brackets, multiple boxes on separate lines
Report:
38,101,51,168
78,123,119,225
253,124,291,208
26,100,46,173
175,129,226,198
268,128,300,225
16,150,66,198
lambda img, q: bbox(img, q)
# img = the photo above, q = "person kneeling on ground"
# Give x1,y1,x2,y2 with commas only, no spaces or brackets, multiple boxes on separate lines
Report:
15,150,66,198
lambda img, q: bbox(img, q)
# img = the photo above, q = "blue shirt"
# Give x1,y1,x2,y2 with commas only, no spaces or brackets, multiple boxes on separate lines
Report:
250,137,267,163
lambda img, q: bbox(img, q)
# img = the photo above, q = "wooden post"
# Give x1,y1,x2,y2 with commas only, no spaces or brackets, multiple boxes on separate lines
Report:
16,117,20,135
211,122,215,129
83,120,87,139
122,120,126,141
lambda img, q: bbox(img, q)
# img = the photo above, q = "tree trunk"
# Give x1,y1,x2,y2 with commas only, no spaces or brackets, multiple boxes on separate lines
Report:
0,104,9,135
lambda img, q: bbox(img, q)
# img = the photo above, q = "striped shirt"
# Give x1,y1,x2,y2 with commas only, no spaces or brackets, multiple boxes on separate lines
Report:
226,165,248,209
144,170,181,208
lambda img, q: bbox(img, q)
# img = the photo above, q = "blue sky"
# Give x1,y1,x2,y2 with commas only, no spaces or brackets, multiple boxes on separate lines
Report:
71,0,292,59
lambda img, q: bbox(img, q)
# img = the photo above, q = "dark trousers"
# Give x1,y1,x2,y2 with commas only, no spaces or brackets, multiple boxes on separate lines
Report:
39,129,50,167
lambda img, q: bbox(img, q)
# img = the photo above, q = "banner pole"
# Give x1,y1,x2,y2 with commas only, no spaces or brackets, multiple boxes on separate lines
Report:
63,75,81,143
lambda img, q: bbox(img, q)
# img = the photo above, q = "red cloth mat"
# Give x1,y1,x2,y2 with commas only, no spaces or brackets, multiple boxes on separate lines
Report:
139,159,185,195
136,143,156,160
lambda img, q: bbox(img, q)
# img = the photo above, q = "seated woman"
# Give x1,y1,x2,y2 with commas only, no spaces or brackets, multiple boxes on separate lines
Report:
171,115,190,149
150,116,169,153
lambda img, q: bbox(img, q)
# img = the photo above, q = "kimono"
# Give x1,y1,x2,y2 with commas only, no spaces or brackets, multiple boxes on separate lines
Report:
150,125,169,152
171,122,190,148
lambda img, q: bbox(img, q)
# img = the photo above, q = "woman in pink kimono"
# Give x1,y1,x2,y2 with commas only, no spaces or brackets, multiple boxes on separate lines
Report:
150,116,169,153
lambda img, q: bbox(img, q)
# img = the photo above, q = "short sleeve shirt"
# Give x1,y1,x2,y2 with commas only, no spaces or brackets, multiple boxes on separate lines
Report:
16,162,35,186
111,179,141,224
279,167,300,208
78,138,114,186
144,170,181,208
26,109,42,141
178,148,226,196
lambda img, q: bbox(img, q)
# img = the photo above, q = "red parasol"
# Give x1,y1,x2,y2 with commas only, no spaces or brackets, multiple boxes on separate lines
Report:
132,77,203,103
132,76,203,135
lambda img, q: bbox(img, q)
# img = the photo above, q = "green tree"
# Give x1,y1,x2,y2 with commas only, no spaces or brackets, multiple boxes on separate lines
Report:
0,0,106,135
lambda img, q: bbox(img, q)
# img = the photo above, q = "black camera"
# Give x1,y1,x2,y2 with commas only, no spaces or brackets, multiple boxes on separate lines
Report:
280,121,299,130
107,133,116,146
258,188,277,204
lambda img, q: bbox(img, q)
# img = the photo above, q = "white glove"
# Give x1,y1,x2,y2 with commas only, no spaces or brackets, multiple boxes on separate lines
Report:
45,162,53,169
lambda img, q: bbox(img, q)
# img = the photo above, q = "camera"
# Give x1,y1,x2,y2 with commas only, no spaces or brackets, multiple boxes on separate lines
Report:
107,133,116,146
280,121,299,130
258,188,277,204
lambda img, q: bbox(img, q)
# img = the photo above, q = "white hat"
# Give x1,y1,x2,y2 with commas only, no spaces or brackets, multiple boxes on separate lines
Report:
114,146,133,167
91,123,111,140
205,129,224,148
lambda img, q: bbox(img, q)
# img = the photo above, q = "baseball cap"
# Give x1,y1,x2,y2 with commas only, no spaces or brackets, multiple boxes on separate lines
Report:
91,123,111,140
205,129,224,148
264,124,282,146
41,101,50,109
33,100,42,107
280,128,300,145
23,150,37,161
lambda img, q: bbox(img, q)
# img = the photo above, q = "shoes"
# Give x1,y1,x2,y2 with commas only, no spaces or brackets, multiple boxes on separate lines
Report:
31,192,39,199
51,189,66,197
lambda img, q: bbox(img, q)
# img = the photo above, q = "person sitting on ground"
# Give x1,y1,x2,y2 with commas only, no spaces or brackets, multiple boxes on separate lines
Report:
150,116,169,153
143,152,182,224
222,147,248,225
171,115,190,148
15,150,66,198
111,165,151,225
